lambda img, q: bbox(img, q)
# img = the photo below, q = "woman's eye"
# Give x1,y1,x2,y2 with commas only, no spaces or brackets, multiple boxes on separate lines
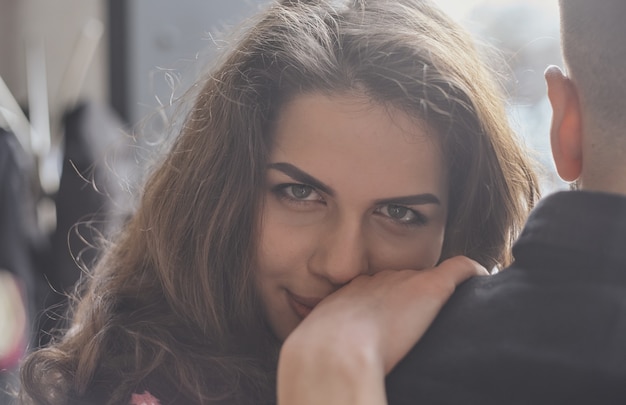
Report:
387,205,410,219
274,184,324,203
288,184,314,199
377,204,426,226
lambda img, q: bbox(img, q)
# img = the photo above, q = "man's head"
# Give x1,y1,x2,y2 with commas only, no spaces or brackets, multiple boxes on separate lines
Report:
546,0,626,193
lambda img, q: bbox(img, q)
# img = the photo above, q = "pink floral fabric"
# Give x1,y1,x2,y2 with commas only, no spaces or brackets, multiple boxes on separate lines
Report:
130,391,160,405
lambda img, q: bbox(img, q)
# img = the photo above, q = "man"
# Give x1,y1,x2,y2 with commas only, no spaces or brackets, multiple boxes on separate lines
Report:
386,1,626,403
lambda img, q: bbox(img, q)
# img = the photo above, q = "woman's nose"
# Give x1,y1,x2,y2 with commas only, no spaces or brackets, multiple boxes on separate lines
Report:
307,217,370,285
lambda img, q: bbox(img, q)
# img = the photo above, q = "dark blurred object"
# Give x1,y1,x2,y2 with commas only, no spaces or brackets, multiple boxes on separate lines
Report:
0,127,47,403
39,101,134,346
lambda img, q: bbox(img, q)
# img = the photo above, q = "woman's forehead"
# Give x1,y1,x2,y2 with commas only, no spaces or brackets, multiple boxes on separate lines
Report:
268,92,448,203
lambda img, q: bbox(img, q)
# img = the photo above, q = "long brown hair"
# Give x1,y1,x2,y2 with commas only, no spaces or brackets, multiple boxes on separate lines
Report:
20,0,538,404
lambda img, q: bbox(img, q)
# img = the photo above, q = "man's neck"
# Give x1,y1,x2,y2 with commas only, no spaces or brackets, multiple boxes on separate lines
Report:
580,170,626,196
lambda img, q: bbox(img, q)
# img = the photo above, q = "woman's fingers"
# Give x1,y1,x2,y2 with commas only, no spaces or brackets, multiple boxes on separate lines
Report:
378,256,488,372
434,255,490,280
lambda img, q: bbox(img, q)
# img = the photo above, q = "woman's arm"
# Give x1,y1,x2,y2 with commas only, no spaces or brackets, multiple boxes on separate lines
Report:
277,256,487,405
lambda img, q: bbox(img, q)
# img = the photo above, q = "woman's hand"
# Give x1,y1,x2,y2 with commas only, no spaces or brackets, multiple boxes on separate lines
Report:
277,256,488,405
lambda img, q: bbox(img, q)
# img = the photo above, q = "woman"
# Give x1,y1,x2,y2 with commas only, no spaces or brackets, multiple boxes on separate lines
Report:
20,0,539,404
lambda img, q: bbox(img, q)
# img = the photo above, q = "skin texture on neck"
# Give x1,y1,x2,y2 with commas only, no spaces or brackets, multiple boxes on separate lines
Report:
579,157,626,195
574,68,626,195
578,106,626,194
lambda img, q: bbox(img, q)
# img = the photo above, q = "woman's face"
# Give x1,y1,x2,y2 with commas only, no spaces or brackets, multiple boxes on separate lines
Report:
256,92,449,340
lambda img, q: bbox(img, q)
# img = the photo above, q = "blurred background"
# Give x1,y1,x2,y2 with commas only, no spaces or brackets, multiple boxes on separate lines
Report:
0,0,565,400
0,0,566,189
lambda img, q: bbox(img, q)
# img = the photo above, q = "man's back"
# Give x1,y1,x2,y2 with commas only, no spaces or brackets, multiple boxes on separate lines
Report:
386,191,626,404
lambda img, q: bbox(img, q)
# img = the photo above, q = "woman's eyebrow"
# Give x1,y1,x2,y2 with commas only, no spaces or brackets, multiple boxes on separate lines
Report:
268,162,441,206
267,162,335,196
374,194,441,206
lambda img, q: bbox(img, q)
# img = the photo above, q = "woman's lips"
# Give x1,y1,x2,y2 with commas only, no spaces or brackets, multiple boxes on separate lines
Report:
287,291,323,320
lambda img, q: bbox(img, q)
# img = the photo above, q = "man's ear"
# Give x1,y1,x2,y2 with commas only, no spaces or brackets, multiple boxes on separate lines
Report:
545,65,583,182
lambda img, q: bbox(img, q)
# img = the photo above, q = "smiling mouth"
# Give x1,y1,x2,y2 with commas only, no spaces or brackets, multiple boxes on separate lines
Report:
287,291,322,320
